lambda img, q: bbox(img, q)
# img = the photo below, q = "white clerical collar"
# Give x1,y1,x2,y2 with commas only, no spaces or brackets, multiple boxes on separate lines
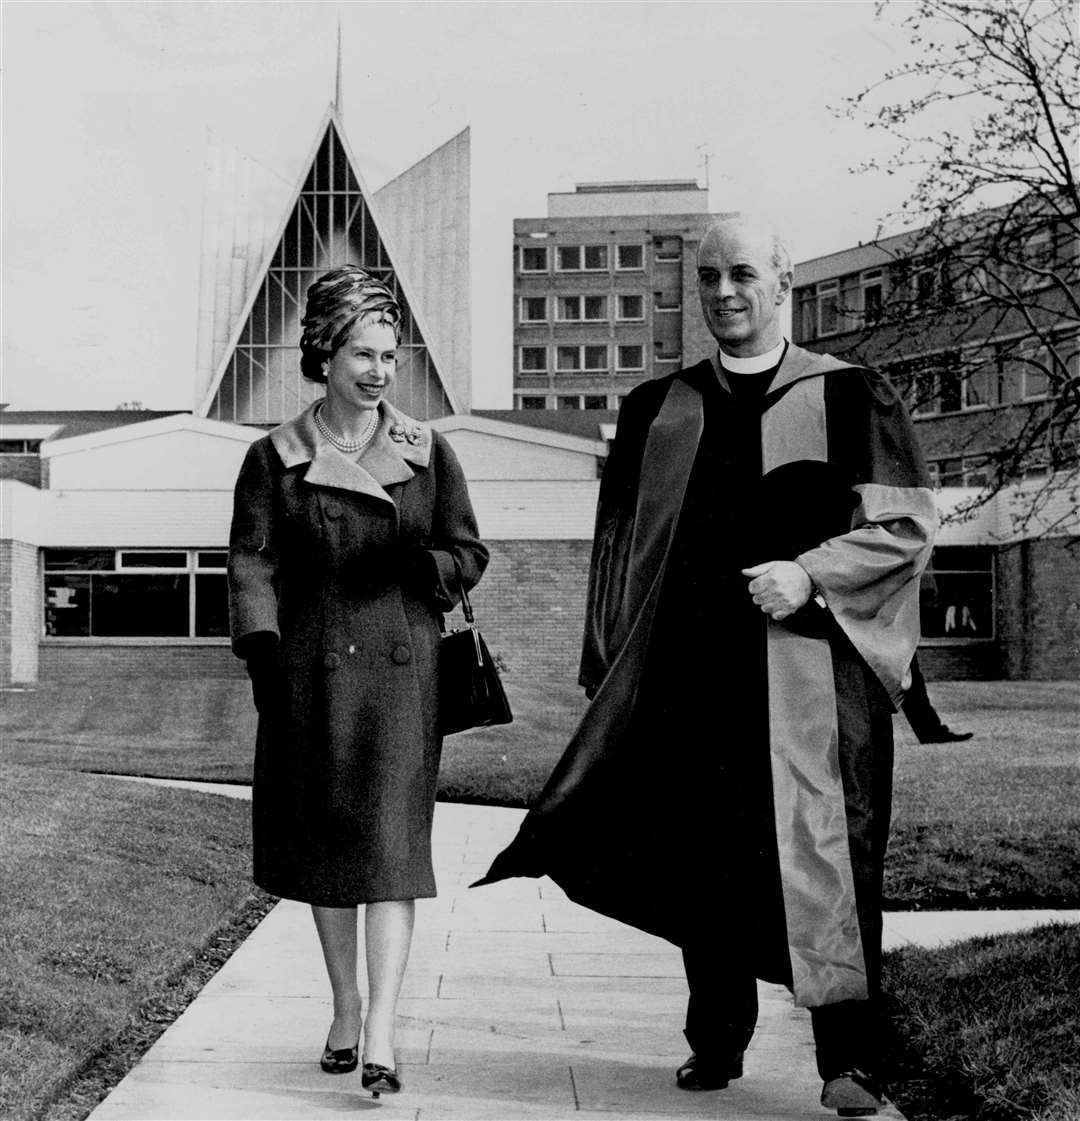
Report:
718,338,787,374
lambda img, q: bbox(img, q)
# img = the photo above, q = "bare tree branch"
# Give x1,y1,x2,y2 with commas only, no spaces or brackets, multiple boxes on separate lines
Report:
831,0,1079,538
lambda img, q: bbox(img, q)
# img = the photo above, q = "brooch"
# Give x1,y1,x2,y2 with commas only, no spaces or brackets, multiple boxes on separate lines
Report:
389,423,406,442
406,424,424,445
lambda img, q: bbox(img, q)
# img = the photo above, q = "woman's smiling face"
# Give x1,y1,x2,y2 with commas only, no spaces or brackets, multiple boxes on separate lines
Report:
324,316,398,413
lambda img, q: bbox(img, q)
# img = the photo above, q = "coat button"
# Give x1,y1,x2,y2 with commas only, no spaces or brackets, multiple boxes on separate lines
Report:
391,644,412,665
323,652,340,670
324,501,343,519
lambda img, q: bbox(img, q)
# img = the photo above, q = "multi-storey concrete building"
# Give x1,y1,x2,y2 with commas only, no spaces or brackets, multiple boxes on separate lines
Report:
512,181,727,411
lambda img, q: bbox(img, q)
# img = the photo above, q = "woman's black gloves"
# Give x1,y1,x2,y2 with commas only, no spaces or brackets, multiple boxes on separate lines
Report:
238,631,285,716
350,545,441,601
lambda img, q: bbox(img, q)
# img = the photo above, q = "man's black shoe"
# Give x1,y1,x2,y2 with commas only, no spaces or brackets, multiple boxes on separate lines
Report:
820,1068,886,1116
919,726,973,744
675,1051,744,1091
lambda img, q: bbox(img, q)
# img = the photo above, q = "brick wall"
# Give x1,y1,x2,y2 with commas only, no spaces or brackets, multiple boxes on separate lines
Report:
0,455,46,488
467,539,592,685
39,644,246,682
0,539,41,685
997,537,1080,679
918,643,1001,680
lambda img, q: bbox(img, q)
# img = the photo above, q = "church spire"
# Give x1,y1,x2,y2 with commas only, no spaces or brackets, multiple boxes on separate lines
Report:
334,22,343,116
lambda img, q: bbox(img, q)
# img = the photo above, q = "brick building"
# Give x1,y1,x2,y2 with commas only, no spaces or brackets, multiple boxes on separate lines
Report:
512,181,729,411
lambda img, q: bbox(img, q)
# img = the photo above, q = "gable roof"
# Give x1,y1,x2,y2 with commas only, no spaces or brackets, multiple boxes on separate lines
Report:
471,409,620,443
0,410,186,442
432,412,608,457
40,413,261,456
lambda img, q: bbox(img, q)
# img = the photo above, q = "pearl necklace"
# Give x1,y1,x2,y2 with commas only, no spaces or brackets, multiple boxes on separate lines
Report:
315,402,379,454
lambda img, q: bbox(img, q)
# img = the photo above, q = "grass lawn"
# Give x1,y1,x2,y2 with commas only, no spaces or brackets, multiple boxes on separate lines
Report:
0,762,274,1121
883,923,1080,1121
4,676,1077,908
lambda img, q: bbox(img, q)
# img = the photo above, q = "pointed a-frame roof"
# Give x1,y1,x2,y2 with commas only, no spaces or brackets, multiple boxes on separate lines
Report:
197,106,459,424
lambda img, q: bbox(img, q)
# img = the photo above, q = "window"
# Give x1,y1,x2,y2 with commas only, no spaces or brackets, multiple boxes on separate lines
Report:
795,288,817,342
556,296,582,322
556,244,607,272
654,341,681,363
0,439,42,454
963,359,998,409
654,291,681,312
794,279,852,338
520,246,548,273
937,458,964,487
616,345,644,371
616,244,644,271
817,281,839,336
938,355,963,413
888,356,938,416
556,246,581,272
43,549,228,639
914,266,937,306
556,346,582,373
584,295,607,321
962,456,991,487
520,396,546,410
557,396,581,410
616,294,645,321
1021,349,1051,400
919,546,994,641
583,345,608,371
863,286,882,321
583,245,607,271
583,395,608,409
559,295,607,321
518,346,548,373
520,296,547,323
861,271,884,322
556,345,608,373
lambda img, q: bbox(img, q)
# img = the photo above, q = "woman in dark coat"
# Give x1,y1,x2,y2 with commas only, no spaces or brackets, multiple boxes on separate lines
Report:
228,266,487,1095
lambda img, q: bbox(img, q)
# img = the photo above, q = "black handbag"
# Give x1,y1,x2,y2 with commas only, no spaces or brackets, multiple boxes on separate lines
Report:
439,569,512,736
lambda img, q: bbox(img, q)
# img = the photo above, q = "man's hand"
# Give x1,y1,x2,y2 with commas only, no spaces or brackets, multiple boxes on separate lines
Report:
741,561,813,621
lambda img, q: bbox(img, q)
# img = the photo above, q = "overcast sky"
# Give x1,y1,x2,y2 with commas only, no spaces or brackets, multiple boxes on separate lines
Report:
4,1,950,411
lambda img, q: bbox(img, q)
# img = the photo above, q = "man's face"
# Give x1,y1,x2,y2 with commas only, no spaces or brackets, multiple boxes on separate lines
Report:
697,225,791,357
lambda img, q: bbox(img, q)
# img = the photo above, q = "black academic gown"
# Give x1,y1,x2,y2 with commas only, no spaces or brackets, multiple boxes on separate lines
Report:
478,346,937,1009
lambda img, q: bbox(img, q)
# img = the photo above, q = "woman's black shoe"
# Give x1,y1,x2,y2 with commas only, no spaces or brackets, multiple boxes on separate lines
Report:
320,1036,360,1074
675,1051,744,1091
361,1061,403,1097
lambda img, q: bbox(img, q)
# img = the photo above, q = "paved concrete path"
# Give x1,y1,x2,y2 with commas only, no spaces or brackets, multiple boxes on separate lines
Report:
90,785,1079,1121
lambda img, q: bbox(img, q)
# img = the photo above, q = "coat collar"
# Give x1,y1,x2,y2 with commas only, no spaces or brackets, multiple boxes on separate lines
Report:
710,341,853,396
269,399,432,504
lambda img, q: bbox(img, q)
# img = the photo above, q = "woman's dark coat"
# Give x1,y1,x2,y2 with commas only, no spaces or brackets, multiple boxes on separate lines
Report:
228,400,488,906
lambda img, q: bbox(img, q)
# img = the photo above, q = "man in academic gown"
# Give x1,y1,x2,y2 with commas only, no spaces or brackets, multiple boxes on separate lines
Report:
476,215,937,1115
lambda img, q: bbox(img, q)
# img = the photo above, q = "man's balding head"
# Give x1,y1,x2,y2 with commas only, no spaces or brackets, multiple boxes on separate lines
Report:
697,214,793,358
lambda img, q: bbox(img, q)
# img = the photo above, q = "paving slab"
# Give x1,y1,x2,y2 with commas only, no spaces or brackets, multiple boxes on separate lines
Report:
88,788,1078,1121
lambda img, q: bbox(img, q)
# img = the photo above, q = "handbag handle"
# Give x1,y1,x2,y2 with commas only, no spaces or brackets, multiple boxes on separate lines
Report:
449,557,483,665
451,557,475,625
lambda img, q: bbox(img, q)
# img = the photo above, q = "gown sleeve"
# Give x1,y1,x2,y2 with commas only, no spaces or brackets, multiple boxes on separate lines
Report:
795,369,938,706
